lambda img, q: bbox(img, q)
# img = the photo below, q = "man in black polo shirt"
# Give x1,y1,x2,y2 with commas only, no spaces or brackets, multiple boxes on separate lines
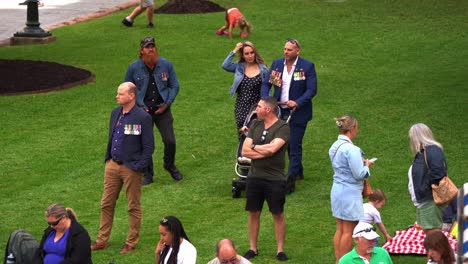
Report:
241,96,290,261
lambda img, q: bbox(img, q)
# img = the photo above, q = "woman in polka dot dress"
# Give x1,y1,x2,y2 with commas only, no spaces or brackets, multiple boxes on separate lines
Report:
222,41,269,133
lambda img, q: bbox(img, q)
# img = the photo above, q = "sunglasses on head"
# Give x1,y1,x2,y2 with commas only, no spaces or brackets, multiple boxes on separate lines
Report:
143,37,155,43
47,215,64,226
354,227,376,235
287,38,301,49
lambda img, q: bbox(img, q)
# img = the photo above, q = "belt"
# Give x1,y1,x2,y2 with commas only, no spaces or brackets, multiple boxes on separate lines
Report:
111,157,123,165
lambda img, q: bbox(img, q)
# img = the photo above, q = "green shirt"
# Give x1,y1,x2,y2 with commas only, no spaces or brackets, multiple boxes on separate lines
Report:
247,119,290,181
339,247,393,264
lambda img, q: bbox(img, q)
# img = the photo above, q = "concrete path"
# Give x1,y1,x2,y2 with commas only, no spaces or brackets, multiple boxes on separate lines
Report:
0,0,138,45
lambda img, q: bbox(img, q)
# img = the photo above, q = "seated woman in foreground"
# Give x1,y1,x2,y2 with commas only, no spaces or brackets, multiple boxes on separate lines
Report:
39,203,92,264
155,216,197,264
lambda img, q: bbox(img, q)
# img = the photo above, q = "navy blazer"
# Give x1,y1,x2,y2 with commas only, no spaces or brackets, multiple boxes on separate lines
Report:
261,57,317,124
105,105,154,173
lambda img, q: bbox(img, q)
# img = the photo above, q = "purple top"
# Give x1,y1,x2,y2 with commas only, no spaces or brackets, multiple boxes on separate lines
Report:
43,229,70,264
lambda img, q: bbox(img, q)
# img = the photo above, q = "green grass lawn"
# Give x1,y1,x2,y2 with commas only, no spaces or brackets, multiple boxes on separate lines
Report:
1,0,467,263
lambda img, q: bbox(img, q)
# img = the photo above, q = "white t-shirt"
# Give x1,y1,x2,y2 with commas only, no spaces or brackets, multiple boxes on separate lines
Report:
207,256,253,264
361,203,382,224
162,239,197,264
408,165,422,208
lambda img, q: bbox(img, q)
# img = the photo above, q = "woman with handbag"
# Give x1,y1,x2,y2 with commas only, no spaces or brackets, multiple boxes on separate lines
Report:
329,115,375,263
408,123,449,234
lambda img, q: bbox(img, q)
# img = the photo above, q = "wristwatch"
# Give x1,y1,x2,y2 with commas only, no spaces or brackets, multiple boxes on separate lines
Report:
251,144,256,150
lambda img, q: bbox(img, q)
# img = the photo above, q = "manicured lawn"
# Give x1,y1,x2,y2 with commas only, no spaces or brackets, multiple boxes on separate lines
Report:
0,0,467,263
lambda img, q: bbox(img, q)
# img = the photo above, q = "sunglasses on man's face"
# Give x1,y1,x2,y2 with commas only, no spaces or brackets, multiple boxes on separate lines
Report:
47,215,64,226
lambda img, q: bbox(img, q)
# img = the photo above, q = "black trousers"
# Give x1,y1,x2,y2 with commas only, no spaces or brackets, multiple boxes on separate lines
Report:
144,108,176,181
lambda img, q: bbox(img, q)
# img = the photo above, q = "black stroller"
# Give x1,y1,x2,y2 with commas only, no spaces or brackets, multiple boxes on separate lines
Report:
231,105,292,198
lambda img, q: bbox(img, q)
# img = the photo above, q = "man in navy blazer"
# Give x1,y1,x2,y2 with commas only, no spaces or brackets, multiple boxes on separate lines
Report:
261,38,317,187
92,82,154,254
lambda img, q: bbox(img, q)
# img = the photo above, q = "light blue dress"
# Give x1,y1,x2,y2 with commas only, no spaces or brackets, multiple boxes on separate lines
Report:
329,135,370,221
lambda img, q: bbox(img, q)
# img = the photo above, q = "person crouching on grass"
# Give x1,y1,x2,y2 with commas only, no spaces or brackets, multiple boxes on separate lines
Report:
360,189,393,244
215,7,252,39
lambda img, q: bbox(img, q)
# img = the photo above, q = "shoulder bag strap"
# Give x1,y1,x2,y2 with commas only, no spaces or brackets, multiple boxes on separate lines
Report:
332,142,350,161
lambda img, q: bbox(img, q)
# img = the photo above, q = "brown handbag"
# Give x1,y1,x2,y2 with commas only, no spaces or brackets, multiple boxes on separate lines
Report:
423,149,458,206
332,142,372,198
362,179,373,198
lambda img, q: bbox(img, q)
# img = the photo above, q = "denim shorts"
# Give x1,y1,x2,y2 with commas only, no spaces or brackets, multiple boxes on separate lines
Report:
245,178,286,214
140,0,153,8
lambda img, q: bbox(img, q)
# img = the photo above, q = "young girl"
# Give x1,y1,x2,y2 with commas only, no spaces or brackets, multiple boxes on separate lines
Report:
155,216,197,264
360,189,393,244
215,7,252,39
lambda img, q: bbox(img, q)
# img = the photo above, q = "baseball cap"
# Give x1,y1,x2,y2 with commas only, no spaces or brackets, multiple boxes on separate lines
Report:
140,37,156,48
352,222,380,240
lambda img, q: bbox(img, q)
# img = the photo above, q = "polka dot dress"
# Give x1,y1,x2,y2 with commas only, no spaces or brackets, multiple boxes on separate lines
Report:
235,74,262,129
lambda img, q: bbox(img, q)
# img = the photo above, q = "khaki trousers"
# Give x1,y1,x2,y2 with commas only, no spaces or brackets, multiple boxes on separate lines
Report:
96,160,143,247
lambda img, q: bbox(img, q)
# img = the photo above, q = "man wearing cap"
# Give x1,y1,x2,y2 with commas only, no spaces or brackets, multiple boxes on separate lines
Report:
125,37,183,184
261,38,317,191
339,222,393,264
91,82,154,254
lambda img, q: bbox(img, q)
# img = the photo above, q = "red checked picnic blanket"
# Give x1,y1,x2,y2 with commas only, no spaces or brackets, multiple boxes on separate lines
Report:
382,225,457,255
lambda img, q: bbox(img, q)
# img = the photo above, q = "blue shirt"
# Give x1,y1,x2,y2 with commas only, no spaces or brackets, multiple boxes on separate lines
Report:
43,229,70,264
221,51,269,96
125,58,180,107
329,135,370,188
110,111,130,160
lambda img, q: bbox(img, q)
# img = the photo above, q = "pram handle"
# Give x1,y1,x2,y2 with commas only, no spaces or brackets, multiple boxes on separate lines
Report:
285,108,295,124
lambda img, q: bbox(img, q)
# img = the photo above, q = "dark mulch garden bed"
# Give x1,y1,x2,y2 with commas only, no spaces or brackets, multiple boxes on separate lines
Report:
0,60,94,95
156,0,225,14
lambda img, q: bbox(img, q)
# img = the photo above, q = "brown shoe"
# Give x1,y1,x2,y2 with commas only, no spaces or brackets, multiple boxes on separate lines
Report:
119,244,135,254
90,242,107,251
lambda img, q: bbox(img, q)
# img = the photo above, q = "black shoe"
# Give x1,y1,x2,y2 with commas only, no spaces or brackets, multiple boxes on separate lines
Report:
164,164,183,181
277,252,288,261
148,23,154,28
142,178,153,186
243,249,258,259
122,18,133,27
296,174,304,180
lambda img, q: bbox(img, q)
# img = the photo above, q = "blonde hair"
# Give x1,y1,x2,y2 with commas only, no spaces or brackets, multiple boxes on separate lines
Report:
408,123,443,154
238,17,252,36
334,115,358,134
45,203,78,221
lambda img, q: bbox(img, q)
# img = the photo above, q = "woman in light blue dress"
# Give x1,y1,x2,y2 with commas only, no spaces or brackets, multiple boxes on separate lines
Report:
329,115,375,263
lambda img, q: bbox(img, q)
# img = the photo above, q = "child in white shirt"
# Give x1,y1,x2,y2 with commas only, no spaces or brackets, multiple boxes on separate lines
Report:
360,189,393,244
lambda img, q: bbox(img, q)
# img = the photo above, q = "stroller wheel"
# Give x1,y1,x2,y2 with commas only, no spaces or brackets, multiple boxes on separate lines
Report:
232,187,241,198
